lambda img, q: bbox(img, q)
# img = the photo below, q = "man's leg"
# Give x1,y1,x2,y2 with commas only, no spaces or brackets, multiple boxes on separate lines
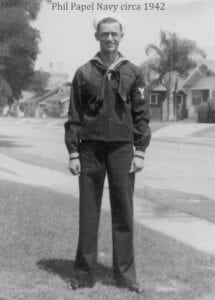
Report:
106,142,137,287
74,141,106,286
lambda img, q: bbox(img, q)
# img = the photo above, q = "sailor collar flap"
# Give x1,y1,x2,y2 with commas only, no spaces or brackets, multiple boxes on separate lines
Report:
90,53,131,104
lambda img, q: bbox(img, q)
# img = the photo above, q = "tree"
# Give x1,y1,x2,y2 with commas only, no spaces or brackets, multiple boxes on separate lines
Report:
27,70,50,96
143,30,206,120
0,75,12,107
0,0,45,105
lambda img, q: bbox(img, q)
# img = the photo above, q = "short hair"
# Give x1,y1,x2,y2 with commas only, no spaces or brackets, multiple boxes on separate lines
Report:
97,17,123,32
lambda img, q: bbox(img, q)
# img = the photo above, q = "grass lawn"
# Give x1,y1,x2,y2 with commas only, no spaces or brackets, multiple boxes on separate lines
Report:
0,180,215,300
135,186,215,224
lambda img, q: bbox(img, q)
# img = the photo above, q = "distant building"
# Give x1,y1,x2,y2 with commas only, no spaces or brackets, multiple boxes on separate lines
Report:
46,72,69,90
18,62,70,118
148,84,167,121
19,83,70,118
183,60,215,120
39,83,70,117
149,59,215,121
148,77,187,121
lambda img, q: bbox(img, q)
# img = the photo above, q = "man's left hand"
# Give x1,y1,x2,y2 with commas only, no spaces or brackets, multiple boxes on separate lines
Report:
130,156,145,173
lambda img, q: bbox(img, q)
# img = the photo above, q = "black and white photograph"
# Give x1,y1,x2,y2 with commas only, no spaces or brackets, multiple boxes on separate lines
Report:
0,0,215,299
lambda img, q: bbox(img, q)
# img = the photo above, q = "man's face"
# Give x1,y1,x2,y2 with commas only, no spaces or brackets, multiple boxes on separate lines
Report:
95,22,124,53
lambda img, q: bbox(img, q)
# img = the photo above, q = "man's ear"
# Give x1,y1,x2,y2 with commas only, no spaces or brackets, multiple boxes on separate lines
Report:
120,31,124,41
95,32,99,41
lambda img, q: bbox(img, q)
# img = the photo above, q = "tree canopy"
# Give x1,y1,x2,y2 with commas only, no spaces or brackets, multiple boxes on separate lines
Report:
142,30,206,120
142,30,206,87
27,70,50,96
0,75,12,107
0,0,44,105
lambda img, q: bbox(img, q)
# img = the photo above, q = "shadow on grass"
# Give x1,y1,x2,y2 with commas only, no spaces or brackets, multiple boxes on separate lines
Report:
37,259,113,286
0,134,31,148
0,139,31,148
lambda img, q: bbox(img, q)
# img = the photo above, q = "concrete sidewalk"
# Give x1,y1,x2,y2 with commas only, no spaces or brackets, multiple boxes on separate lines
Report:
152,123,215,146
153,123,215,138
1,152,215,256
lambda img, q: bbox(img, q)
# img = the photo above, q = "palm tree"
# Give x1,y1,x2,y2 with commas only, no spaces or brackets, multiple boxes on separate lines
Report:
143,30,206,120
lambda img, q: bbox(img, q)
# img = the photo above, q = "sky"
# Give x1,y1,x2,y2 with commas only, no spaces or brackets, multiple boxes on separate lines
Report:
33,0,215,79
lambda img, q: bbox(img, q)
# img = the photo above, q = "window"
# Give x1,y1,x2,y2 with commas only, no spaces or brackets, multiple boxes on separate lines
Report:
192,91,202,105
149,93,158,105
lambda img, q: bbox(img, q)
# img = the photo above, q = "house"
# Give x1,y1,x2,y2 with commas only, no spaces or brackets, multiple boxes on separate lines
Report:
183,60,215,120
19,83,71,118
19,88,59,117
148,77,187,121
39,83,70,117
17,64,70,117
148,84,167,121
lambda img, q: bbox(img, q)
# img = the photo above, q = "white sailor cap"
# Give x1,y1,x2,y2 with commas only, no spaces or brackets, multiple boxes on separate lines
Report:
93,13,125,31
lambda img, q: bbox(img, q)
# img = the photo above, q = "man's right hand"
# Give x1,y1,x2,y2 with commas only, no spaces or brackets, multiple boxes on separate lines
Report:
68,158,81,175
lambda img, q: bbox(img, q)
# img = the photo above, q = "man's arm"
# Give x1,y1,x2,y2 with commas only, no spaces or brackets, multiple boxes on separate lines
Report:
64,69,83,175
130,68,151,172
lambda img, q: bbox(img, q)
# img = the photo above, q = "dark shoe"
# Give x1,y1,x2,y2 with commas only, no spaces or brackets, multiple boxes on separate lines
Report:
68,278,79,290
69,277,95,290
128,283,143,294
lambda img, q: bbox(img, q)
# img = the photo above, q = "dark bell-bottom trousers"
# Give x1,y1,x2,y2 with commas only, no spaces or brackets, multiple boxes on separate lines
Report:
74,141,136,286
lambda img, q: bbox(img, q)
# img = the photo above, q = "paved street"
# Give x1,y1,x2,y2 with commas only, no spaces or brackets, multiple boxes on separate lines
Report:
1,118,215,255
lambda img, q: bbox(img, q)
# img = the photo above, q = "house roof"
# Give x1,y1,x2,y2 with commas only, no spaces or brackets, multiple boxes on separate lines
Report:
150,84,167,92
40,91,69,104
19,88,59,105
202,59,215,73
183,59,215,88
40,84,70,104
150,76,187,93
20,82,71,105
